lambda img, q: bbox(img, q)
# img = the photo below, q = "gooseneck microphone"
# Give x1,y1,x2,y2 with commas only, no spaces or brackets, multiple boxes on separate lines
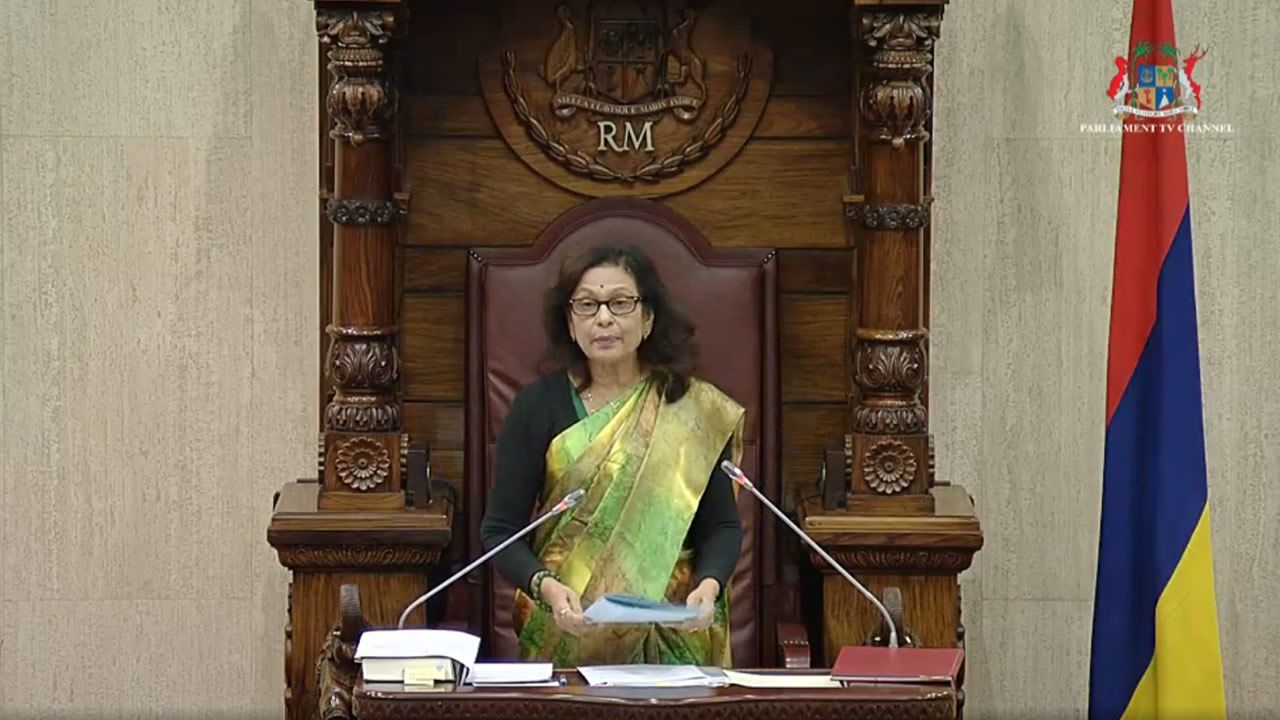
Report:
397,488,586,629
720,460,900,648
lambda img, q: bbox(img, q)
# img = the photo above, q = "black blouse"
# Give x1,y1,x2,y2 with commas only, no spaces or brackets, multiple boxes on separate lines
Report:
478,369,743,597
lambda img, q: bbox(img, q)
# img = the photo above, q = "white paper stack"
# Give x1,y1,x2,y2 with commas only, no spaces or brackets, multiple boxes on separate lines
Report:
722,670,841,688
354,629,481,683
576,665,726,687
469,662,558,687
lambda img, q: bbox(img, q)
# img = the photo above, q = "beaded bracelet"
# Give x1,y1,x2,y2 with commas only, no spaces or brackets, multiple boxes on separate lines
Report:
528,569,558,612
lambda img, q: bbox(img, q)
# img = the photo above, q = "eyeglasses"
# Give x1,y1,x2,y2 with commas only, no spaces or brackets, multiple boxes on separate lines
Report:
568,296,642,317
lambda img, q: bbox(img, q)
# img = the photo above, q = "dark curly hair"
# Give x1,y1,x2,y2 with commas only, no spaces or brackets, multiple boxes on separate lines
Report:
543,244,697,403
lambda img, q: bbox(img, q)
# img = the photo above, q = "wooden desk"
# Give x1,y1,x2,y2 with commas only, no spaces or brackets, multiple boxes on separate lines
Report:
268,482,453,720
350,674,956,720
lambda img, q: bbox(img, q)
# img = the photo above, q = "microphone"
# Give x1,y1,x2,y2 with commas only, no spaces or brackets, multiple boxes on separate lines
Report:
720,460,900,648
397,488,586,629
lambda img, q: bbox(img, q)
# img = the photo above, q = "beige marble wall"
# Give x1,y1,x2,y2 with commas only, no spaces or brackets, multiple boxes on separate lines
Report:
1,0,315,716
931,1,1280,717
0,1,1275,718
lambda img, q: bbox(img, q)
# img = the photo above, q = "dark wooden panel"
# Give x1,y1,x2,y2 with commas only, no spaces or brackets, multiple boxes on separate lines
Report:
663,140,849,248
404,402,464,448
432,450,466,513
756,95,850,139
431,450,464,486
779,295,848,401
401,0,848,96
403,1,500,95
401,294,465,400
404,95,497,137
404,138,579,247
750,0,850,96
404,139,847,248
402,248,467,292
779,249,852,293
406,93,847,140
781,403,847,506
823,574,957,666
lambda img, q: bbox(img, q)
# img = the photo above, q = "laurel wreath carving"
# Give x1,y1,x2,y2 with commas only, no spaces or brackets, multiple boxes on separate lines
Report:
502,50,752,184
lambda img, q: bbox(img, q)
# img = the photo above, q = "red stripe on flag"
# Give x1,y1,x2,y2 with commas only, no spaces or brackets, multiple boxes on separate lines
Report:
1105,0,1190,423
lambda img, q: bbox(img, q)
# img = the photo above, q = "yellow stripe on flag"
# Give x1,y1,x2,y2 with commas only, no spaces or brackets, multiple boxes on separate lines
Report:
1121,507,1226,719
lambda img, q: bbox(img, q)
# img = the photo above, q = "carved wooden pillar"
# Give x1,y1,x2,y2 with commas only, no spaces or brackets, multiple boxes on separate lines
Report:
801,0,982,671
268,6,453,720
844,4,941,516
317,7,408,511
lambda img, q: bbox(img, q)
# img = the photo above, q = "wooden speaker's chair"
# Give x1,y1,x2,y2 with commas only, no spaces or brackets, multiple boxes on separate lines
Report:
458,198,810,667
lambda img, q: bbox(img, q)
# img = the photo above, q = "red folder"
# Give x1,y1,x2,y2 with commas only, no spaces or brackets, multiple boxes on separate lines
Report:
832,646,964,684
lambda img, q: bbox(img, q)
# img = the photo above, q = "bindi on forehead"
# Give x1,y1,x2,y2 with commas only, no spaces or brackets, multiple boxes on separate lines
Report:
574,281,636,294
575,266,638,296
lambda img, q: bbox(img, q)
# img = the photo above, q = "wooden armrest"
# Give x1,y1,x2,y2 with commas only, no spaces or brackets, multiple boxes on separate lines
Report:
776,620,811,669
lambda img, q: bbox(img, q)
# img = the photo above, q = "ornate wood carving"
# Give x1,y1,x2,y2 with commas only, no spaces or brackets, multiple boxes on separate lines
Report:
317,10,398,146
851,405,927,436
863,439,917,494
846,202,931,230
275,546,442,570
479,1,774,198
855,333,925,395
285,580,295,718
315,585,365,720
335,437,392,491
325,398,401,434
326,326,399,394
855,12,940,150
315,5,407,505
810,549,976,573
502,50,753,185
847,6,944,514
851,329,928,436
326,198,406,226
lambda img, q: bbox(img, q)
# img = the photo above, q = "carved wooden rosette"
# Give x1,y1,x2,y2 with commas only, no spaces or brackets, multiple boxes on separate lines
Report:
316,6,407,511
847,5,943,516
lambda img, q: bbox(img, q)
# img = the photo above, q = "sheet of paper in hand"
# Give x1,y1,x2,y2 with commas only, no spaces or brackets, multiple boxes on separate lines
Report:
582,594,704,625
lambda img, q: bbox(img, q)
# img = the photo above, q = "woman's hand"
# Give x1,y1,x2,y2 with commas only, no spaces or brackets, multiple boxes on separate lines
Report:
681,578,720,631
540,576,593,635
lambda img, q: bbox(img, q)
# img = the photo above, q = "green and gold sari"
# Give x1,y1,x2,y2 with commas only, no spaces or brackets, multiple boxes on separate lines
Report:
512,374,745,667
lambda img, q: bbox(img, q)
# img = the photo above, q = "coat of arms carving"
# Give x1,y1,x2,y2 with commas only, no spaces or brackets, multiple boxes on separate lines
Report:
479,0,772,198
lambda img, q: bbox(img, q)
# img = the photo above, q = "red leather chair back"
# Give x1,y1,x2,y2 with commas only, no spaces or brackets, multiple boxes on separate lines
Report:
464,198,779,667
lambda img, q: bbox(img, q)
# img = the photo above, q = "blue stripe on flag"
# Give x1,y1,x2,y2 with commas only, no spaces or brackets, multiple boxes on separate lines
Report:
1089,208,1208,720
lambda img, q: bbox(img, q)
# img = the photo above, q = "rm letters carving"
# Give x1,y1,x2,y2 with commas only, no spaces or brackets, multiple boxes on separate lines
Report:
480,1,772,198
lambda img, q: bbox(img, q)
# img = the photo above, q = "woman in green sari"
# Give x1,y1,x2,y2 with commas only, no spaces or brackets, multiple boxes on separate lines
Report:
479,244,745,667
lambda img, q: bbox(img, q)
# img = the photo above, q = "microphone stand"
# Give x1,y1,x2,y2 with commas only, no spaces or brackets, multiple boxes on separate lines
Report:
397,488,585,629
720,460,900,648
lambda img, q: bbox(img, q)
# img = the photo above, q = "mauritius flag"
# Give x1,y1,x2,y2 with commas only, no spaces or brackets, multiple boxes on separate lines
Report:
1087,0,1227,718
